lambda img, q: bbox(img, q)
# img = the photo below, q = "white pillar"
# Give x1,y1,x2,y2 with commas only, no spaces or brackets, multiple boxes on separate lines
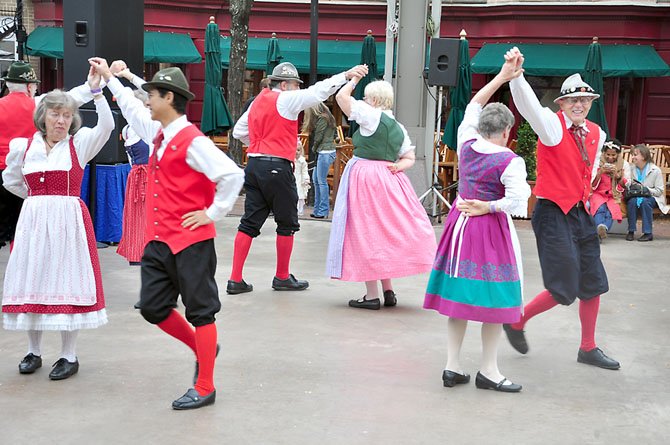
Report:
383,0,395,84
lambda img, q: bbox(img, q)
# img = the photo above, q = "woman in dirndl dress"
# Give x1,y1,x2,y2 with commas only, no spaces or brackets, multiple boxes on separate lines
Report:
326,79,436,310
423,53,530,392
1,67,113,380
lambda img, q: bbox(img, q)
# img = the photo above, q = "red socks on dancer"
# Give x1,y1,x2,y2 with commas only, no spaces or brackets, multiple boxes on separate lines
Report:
157,309,197,353
275,234,294,280
579,296,600,351
194,323,218,396
510,289,557,331
230,231,253,282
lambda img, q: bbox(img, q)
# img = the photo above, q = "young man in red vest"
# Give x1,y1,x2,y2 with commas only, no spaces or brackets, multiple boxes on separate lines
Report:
0,62,96,249
90,58,245,409
503,47,620,370
229,62,367,295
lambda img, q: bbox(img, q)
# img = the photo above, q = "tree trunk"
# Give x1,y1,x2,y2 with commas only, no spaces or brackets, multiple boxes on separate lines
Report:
227,0,254,164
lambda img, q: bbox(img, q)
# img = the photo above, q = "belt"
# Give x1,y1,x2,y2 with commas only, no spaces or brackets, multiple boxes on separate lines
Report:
249,156,291,163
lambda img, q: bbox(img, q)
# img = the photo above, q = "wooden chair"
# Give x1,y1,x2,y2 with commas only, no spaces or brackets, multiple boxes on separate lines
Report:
329,143,354,205
336,126,345,144
210,134,228,153
298,133,310,160
436,143,458,205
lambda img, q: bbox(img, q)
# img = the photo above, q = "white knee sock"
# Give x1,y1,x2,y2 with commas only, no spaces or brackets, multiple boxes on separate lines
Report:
480,323,506,383
445,318,468,373
365,281,380,300
60,330,79,362
27,330,43,356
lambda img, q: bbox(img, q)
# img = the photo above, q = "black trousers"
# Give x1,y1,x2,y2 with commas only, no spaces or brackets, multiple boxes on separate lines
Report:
238,156,300,238
0,170,23,248
140,239,221,327
531,199,609,305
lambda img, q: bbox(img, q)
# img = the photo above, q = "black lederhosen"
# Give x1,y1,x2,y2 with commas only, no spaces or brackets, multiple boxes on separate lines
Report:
238,156,300,238
0,170,23,248
531,198,609,305
140,239,221,327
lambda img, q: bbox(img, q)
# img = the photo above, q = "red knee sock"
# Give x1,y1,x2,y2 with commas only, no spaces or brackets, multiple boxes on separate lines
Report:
157,310,197,354
579,296,600,351
275,235,294,280
230,231,253,282
194,323,218,396
510,289,558,330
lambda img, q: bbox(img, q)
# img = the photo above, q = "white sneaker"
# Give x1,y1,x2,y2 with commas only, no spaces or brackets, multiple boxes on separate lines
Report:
597,224,608,240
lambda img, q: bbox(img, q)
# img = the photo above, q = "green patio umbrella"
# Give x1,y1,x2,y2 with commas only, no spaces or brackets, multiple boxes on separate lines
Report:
201,17,233,136
583,37,610,137
266,32,283,74
442,36,471,150
350,30,379,135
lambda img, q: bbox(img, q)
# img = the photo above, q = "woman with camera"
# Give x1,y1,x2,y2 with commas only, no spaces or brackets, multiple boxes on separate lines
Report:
624,144,669,241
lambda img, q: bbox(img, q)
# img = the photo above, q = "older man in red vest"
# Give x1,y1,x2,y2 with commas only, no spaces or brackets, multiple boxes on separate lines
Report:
502,47,619,371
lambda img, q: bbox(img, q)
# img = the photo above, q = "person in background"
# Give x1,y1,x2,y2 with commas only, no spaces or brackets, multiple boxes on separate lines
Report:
294,141,310,216
589,140,627,241
624,144,669,241
302,103,337,219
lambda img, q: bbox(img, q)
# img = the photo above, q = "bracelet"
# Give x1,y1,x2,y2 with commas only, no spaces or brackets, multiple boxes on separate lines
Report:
90,88,103,95
489,201,496,214
348,79,357,89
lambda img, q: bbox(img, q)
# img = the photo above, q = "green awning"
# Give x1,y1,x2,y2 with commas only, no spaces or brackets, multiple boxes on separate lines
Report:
471,43,670,77
26,27,201,64
220,36,386,75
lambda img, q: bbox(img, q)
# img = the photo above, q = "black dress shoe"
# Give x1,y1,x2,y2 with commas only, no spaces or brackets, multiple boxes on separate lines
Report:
577,347,620,370
48,358,79,380
272,274,309,291
310,213,326,219
442,369,470,387
637,233,653,242
172,388,216,410
227,279,253,294
503,324,529,354
18,353,42,374
348,296,380,310
193,343,221,385
625,232,635,241
133,300,142,309
383,290,397,307
475,371,522,393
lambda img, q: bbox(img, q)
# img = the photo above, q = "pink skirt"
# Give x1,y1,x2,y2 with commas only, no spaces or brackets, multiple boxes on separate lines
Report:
338,159,436,281
117,164,148,263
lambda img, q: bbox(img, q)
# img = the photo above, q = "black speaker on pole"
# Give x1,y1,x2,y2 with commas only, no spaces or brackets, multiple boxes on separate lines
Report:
63,0,144,164
427,38,460,87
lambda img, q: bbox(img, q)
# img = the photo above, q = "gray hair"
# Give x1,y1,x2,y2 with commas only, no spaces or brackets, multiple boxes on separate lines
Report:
363,80,394,110
34,89,82,136
7,82,30,93
478,102,514,138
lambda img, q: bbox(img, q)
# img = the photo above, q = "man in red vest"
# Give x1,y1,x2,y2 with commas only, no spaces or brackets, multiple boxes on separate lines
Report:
90,57,245,410
0,61,101,249
502,47,619,370
229,62,367,294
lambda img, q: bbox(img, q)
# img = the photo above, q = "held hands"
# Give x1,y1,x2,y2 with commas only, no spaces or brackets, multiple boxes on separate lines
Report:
181,209,214,231
387,162,400,174
87,66,101,90
456,199,491,217
88,57,113,81
110,60,128,76
500,47,524,81
345,65,368,81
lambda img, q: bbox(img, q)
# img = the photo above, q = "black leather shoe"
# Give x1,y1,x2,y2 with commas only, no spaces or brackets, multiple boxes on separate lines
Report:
48,358,79,380
383,290,397,307
18,353,42,374
133,300,142,309
310,213,326,219
193,343,221,385
348,296,380,310
638,233,653,242
577,347,620,370
442,369,470,387
272,274,309,291
172,388,216,410
475,371,522,393
227,279,253,294
625,232,634,241
503,324,529,354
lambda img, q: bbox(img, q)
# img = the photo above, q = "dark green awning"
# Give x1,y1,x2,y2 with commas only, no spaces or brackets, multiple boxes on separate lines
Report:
26,27,201,64
471,43,670,77
220,36,386,75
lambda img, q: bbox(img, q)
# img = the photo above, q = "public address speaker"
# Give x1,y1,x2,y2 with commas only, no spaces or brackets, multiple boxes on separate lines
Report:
427,38,460,87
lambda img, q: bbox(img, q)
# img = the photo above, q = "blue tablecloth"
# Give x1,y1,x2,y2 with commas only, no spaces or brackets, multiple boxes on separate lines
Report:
81,163,131,243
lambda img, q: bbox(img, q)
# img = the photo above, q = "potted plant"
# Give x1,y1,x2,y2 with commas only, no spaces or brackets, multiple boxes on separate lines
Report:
515,120,538,217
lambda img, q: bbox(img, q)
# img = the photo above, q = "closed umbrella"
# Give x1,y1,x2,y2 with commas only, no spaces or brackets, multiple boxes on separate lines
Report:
442,34,471,150
583,37,610,137
348,31,380,135
201,17,233,135
266,32,283,74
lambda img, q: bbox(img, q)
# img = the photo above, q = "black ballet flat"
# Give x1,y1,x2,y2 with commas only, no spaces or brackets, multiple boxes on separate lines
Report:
474,371,522,393
442,369,470,387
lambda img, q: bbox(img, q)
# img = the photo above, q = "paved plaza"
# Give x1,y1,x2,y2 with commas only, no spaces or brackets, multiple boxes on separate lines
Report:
0,212,668,444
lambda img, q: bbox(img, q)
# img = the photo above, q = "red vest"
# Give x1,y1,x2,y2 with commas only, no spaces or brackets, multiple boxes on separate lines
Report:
145,124,216,254
533,112,600,214
0,92,37,169
247,89,298,161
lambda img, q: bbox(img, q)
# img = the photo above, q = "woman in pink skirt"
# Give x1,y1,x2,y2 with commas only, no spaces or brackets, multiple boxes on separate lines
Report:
326,79,436,310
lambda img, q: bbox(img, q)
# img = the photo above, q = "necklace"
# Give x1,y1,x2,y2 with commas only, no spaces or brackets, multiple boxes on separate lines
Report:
44,138,58,153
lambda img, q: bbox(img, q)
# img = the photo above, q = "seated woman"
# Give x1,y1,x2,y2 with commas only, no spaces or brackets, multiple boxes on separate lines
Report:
588,140,627,241
2,66,113,380
624,144,669,242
